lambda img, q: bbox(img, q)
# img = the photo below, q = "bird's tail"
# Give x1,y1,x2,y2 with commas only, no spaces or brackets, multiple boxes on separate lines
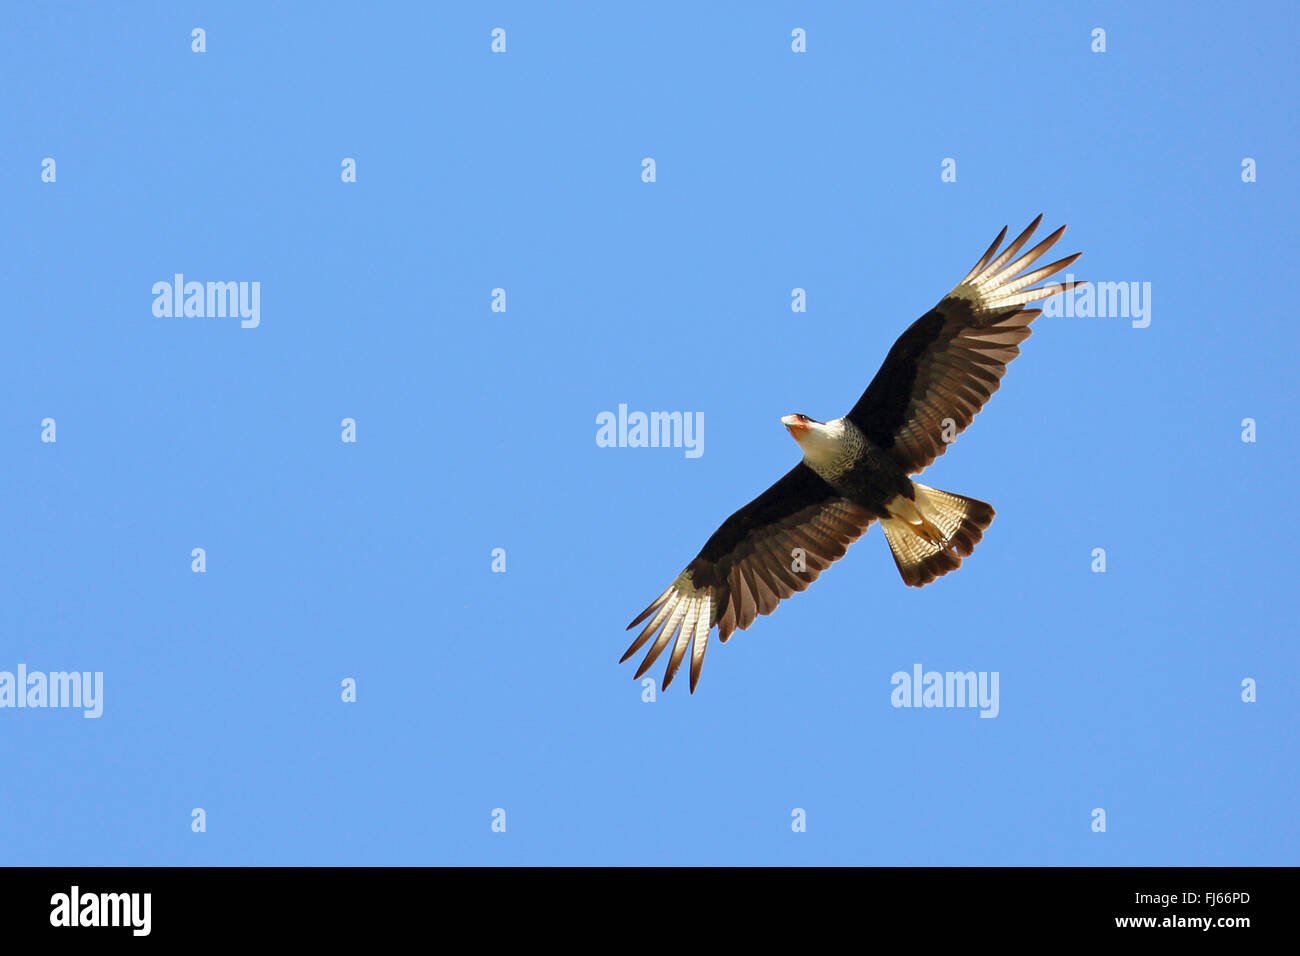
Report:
880,483,995,587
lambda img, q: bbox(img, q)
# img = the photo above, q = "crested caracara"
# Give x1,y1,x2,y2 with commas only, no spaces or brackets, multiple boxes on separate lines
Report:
624,215,1085,692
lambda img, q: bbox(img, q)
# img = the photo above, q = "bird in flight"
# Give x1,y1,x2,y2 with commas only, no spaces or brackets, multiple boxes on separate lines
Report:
623,215,1084,693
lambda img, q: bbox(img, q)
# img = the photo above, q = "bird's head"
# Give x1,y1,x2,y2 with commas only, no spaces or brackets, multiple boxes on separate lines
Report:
781,413,823,445
782,414,855,475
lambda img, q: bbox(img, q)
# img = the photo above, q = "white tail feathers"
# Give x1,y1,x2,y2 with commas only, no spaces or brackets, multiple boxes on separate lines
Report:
881,483,995,587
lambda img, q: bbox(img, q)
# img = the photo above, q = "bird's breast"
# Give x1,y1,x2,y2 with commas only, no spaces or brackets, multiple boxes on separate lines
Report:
825,444,913,517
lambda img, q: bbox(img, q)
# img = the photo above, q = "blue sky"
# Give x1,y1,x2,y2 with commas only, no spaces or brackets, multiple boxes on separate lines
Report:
1,2,1295,865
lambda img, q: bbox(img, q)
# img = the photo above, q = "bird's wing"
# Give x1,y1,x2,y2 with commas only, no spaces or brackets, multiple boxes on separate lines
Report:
624,463,875,693
846,215,1083,474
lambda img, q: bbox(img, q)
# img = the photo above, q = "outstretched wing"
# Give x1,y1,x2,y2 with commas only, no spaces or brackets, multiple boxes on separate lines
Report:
624,463,875,693
847,215,1083,474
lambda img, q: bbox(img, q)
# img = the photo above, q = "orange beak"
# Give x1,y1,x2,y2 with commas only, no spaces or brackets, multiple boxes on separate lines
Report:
781,414,810,437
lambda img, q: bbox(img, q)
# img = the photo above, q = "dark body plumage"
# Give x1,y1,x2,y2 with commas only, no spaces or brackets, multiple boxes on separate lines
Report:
624,216,1084,692
697,446,911,567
